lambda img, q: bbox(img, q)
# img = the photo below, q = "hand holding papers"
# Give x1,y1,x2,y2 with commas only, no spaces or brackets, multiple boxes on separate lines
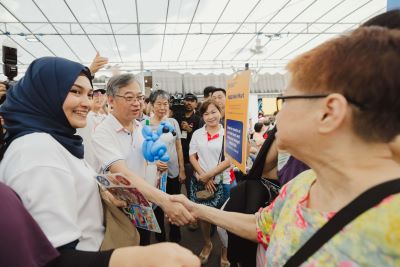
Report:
96,173,161,233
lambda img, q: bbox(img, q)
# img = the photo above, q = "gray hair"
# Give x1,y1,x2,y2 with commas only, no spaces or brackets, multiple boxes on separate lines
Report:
149,89,170,104
106,73,140,96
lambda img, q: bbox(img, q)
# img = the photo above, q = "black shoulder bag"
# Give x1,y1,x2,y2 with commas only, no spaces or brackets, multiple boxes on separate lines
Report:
225,127,279,267
284,177,400,267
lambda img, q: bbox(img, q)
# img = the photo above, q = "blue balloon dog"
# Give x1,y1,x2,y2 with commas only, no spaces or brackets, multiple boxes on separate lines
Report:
142,120,176,194
141,120,175,163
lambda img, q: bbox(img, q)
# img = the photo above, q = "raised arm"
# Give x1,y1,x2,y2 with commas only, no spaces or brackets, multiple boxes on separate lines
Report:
108,160,194,226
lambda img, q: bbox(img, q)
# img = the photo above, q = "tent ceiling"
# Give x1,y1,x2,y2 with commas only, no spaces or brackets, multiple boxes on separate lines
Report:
0,0,386,77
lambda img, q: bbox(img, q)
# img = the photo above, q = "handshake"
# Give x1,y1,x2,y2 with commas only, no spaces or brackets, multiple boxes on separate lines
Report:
162,194,201,226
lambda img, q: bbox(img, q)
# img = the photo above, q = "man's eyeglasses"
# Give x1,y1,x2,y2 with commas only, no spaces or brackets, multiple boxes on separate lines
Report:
276,94,365,112
114,95,144,103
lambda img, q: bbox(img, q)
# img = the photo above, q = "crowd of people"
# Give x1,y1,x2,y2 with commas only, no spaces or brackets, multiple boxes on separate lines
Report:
1,9,400,267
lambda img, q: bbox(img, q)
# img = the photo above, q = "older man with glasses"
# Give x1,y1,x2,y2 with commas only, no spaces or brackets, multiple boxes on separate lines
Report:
92,74,194,245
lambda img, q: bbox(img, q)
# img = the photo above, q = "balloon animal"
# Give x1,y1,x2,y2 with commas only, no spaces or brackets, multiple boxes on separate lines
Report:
142,120,176,195
141,120,175,163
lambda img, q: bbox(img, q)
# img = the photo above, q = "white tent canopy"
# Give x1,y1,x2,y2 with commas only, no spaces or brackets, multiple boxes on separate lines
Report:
0,0,387,81
151,71,289,95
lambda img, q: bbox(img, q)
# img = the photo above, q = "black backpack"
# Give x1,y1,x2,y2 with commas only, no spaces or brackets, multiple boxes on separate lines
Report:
225,127,280,267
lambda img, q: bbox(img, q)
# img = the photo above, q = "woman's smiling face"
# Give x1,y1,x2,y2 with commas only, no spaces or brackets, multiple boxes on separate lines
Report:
203,103,221,127
62,75,93,128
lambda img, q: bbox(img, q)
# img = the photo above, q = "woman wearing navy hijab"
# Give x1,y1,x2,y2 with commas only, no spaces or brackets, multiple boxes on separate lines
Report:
0,57,105,251
0,57,199,267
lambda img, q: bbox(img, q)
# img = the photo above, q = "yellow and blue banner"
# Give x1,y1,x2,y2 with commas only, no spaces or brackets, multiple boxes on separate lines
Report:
224,70,251,174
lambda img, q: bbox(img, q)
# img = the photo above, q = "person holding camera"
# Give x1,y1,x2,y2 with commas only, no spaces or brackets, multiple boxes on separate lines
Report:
178,94,201,146
175,93,201,231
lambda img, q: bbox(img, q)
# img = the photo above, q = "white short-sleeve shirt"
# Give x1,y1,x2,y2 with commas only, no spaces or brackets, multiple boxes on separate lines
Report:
0,133,104,251
77,111,107,172
92,114,153,184
189,126,231,184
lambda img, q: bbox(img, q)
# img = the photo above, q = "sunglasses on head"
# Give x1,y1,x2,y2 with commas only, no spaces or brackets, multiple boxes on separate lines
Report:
93,90,106,96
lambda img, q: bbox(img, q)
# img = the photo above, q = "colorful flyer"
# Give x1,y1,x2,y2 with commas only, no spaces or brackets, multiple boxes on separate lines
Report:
224,70,251,174
122,204,161,233
158,169,168,193
95,173,161,233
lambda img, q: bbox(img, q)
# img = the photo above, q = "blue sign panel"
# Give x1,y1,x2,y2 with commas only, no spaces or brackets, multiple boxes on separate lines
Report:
225,119,243,163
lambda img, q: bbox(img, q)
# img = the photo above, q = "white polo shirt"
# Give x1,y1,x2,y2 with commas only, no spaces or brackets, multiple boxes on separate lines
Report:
189,126,231,184
92,114,154,184
77,111,107,172
0,132,104,251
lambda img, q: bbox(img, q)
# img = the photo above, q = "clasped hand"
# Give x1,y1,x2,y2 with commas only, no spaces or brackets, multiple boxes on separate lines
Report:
180,121,193,133
196,172,216,193
156,160,168,172
168,194,199,221
163,197,196,226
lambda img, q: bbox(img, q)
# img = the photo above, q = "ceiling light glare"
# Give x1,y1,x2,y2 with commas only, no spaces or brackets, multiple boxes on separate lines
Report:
25,36,39,42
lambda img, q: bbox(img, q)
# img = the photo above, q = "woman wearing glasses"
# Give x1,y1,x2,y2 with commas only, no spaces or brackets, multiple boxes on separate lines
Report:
142,89,186,243
171,27,400,266
0,57,199,267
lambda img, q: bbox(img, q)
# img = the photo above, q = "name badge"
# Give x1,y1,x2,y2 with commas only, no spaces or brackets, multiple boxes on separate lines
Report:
181,130,187,139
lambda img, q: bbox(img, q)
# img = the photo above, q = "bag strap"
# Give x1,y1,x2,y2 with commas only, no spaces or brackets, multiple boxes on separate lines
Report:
218,136,225,163
284,177,400,267
245,126,277,181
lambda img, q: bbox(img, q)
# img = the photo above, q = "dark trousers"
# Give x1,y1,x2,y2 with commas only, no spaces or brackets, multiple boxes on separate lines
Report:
155,176,182,242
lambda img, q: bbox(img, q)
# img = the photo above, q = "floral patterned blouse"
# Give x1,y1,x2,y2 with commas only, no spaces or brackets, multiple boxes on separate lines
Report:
255,170,400,267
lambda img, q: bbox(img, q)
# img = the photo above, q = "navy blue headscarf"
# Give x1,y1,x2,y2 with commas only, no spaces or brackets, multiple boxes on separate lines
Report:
0,57,92,159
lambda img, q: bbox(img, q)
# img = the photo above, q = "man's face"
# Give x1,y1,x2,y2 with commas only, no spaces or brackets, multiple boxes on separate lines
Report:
212,90,226,110
109,81,143,121
184,99,197,112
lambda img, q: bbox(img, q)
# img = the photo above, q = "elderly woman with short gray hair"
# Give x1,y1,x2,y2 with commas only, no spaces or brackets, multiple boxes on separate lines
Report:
142,89,186,243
